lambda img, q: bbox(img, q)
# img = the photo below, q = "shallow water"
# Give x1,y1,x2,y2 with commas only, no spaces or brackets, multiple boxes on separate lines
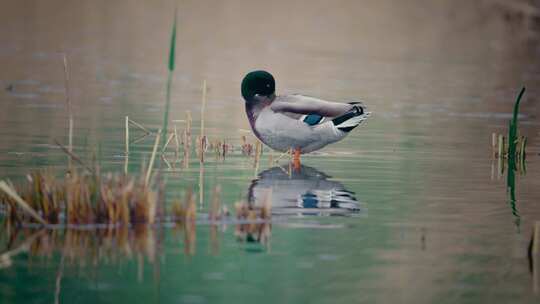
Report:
1,1,540,303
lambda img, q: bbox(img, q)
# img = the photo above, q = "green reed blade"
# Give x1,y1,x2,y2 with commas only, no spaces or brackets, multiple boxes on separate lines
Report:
507,87,525,173
161,9,177,148
506,87,525,229
168,13,177,72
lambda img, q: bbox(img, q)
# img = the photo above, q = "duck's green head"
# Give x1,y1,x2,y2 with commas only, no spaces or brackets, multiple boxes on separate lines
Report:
241,70,275,102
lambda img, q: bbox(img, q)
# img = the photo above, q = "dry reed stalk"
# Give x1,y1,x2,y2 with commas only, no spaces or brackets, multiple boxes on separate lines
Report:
520,136,527,173
520,136,527,160
273,149,290,163
200,80,207,163
241,135,254,156
199,165,204,207
129,118,152,135
63,54,73,171
54,139,94,174
125,116,130,155
0,181,47,225
185,189,196,222
288,148,293,177
186,111,192,137
260,189,272,219
498,134,504,158
171,199,185,221
162,133,175,153
254,140,262,168
173,124,180,159
182,130,189,168
124,154,129,175
145,129,162,186
209,185,221,221
54,255,65,304
0,229,46,269
131,133,149,145
161,154,172,170
209,223,219,255
195,136,201,159
491,133,497,158
125,116,129,175
183,111,192,168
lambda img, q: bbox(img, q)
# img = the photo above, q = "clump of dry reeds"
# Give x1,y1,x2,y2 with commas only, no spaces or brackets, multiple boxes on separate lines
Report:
209,140,229,162
241,135,254,156
233,190,272,244
0,170,158,226
170,189,196,222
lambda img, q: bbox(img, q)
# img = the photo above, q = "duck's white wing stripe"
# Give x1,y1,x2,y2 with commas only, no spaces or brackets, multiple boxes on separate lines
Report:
333,112,371,128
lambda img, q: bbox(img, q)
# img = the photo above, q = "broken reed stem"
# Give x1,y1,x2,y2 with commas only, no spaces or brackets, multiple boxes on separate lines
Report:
54,255,65,304
131,133,149,145
145,129,162,186
493,133,527,162
254,140,262,177
54,139,94,174
183,111,192,168
491,132,497,158
161,154,172,170
0,181,47,225
162,133,175,153
209,185,221,221
498,134,504,158
274,149,291,163
288,148,293,177
200,80,207,163
128,119,152,135
173,124,180,158
261,189,272,219
124,116,129,175
63,54,73,171
124,155,129,175
125,116,130,155
0,230,45,268
199,166,204,208
520,136,527,161
254,140,262,167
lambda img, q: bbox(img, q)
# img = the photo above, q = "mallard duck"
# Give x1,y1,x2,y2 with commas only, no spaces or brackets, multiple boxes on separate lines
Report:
241,70,370,165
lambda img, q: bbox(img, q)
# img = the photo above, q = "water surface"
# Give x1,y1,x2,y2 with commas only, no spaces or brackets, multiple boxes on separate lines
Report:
1,1,540,303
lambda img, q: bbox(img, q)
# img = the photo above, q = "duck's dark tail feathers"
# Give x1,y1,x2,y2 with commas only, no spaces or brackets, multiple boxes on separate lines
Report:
332,103,370,132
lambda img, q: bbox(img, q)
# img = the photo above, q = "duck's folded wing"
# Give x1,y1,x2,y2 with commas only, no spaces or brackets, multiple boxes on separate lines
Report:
271,95,354,117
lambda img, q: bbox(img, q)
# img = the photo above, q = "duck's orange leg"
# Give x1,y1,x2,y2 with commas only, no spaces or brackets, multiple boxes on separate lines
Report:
293,148,301,171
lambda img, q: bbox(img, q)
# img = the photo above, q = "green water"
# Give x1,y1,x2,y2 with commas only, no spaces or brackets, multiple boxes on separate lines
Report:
1,1,540,303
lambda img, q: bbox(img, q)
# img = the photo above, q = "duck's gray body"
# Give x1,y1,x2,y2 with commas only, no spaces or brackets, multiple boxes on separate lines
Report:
246,94,370,153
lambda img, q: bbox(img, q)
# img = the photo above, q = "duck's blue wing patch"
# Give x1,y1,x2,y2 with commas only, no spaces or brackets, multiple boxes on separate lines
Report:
303,114,323,126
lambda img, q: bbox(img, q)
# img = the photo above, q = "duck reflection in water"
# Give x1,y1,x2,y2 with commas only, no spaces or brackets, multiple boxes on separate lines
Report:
248,165,362,216
237,165,362,246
